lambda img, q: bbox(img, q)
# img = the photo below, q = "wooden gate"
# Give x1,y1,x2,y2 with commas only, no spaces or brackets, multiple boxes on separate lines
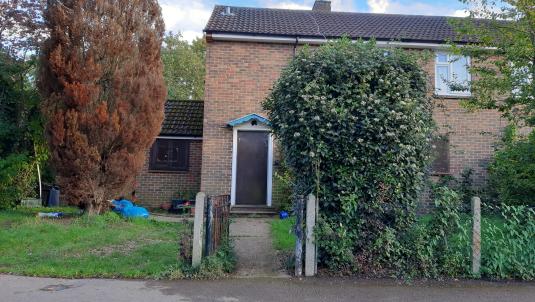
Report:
204,194,231,256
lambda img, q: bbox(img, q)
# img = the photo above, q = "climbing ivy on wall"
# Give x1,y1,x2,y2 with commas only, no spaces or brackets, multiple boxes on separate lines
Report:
264,39,435,273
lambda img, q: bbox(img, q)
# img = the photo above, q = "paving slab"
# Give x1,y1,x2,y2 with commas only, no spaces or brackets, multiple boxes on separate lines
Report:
230,217,288,278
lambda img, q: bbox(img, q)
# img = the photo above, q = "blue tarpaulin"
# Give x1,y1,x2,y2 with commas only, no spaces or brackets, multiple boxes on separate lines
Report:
112,199,149,219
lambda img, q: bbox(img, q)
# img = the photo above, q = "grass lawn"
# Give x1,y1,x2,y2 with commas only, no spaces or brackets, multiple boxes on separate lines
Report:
270,217,295,251
0,208,185,279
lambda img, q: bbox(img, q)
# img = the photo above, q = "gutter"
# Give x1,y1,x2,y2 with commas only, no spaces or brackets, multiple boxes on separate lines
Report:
157,136,203,140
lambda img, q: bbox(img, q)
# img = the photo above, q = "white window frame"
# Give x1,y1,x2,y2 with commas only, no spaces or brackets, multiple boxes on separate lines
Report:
435,52,472,97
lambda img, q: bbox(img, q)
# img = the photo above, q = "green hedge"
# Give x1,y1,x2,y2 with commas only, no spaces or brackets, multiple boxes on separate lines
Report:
264,39,434,273
489,127,535,206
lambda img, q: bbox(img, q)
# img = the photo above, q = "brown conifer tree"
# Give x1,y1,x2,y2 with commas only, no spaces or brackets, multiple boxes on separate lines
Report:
39,0,166,214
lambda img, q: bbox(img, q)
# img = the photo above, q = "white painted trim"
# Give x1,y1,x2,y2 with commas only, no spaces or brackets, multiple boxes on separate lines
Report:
230,122,273,207
210,33,453,49
157,136,203,140
267,133,274,207
231,127,238,206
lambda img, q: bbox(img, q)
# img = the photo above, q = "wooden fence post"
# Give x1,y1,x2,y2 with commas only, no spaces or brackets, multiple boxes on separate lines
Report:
471,196,481,275
192,192,206,267
305,193,317,277
294,195,304,277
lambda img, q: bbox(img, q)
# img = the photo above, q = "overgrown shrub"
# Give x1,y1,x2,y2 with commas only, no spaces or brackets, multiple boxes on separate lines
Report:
430,168,478,212
482,205,535,280
488,126,535,207
264,39,434,273
400,187,470,279
0,154,37,209
273,163,294,212
426,187,470,277
162,240,236,280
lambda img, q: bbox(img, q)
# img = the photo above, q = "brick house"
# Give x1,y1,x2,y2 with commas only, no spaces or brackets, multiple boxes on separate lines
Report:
137,1,506,211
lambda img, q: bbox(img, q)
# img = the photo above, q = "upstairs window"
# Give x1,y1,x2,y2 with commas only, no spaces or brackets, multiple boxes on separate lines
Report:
149,139,190,172
512,63,533,99
435,53,471,97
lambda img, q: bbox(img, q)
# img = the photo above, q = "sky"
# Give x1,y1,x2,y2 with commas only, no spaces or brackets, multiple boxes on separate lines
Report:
159,0,471,42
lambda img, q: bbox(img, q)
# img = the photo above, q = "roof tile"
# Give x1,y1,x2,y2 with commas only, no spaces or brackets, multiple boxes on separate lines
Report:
205,6,476,43
160,100,203,137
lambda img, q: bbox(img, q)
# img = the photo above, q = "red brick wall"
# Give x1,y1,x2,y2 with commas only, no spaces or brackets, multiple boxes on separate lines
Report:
202,40,506,207
136,139,202,208
201,41,294,199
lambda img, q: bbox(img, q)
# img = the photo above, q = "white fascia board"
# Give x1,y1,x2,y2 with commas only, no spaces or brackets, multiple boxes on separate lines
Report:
210,33,296,44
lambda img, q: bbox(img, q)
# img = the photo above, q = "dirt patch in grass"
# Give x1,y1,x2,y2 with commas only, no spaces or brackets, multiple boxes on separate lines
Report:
1,220,16,229
89,238,165,257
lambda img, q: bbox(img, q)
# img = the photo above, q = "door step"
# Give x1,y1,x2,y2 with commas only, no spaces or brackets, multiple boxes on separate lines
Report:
230,205,277,216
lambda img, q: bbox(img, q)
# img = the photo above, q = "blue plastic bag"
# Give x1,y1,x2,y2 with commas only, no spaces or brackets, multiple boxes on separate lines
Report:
123,206,149,219
112,199,133,211
279,211,289,219
111,199,149,218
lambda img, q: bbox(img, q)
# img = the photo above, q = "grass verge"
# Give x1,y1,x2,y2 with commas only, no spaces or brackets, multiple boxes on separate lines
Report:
270,217,295,251
0,209,185,279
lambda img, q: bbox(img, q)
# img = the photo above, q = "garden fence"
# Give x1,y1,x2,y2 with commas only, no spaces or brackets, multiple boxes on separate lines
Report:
204,194,231,256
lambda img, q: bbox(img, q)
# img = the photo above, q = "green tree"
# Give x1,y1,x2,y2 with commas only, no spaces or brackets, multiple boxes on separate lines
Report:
452,0,535,126
161,32,205,100
488,126,535,206
0,0,47,209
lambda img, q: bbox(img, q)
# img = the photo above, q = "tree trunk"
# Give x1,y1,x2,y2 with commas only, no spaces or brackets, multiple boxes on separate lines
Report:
85,188,107,215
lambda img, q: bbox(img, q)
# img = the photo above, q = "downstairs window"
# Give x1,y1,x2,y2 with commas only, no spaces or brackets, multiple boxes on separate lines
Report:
149,139,190,172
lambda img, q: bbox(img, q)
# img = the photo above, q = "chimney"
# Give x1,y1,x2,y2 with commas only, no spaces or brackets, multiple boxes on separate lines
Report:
312,0,331,12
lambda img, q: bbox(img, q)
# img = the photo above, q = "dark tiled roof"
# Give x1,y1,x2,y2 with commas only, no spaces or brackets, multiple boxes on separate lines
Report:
205,6,476,44
160,100,203,137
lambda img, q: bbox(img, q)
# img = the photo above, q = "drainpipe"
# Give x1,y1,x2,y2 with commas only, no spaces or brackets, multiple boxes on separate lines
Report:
293,37,299,57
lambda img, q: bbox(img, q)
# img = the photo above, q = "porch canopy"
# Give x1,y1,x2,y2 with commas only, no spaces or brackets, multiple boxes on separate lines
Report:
227,113,270,128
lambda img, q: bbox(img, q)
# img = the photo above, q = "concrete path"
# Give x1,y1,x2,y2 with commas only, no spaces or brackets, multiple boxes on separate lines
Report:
230,217,287,278
2,275,535,302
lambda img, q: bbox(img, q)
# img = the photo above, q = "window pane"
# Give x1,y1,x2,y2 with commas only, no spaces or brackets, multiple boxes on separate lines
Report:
451,56,469,92
436,53,448,63
436,66,449,94
155,140,169,163
179,141,190,170
169,143,179,167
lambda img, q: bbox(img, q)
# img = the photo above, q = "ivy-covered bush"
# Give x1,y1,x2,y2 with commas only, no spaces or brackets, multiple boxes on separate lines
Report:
488,126,535,207
264,39,434,273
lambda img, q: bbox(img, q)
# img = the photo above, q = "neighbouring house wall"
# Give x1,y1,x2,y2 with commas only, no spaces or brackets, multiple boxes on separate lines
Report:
137,140,202,208
202,40,506,209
